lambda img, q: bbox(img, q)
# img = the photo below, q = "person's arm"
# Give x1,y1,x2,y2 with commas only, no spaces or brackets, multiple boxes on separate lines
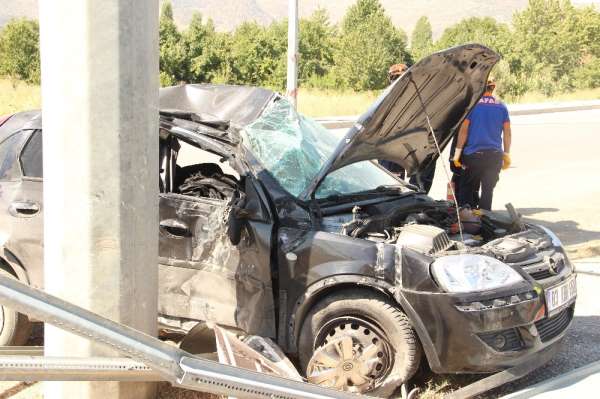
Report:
453,119,470,167
502,113,512,170
503,121,511,154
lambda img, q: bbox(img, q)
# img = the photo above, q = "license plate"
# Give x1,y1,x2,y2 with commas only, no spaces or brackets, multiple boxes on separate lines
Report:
545,276,577,314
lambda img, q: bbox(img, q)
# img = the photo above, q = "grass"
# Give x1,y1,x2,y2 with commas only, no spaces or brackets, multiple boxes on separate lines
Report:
2,78,599,118
506,87,600,104
297,88,380,117
0,79,40,116
298,87,600,117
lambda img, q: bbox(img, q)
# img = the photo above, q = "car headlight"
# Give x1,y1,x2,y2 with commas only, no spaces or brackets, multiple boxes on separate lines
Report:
537,225,562,247
431,254,524,293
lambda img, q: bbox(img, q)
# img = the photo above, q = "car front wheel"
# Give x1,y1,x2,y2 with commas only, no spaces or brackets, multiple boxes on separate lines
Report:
0,269,32,346
298,289,421,397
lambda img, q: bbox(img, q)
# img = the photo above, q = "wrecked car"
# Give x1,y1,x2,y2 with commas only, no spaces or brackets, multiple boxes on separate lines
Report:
0,45,576,396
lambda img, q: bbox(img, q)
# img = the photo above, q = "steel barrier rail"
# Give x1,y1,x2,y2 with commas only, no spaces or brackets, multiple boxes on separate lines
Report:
0,274,365,399
0,356,161,381
0,346,43,356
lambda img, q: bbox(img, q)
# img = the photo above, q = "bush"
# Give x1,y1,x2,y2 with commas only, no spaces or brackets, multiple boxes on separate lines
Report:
0,19,40,84
573,57,600,89
332,0,411,91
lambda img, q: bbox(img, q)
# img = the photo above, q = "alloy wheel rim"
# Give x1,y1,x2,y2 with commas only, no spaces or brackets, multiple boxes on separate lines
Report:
307,316,393,393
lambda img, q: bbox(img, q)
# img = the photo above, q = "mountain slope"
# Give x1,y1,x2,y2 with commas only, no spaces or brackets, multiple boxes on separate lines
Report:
2,0,599,39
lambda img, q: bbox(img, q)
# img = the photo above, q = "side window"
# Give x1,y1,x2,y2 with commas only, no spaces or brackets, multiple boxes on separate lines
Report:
21,130,43,178
0,133,25,181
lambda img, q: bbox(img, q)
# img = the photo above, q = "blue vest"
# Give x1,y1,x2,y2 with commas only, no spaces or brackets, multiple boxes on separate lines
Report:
464,96,509,155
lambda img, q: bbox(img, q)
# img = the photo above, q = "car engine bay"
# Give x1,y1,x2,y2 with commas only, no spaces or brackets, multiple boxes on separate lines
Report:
318,195,555,260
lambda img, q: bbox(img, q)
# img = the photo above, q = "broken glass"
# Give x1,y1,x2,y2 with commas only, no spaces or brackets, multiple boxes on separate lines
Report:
242,98,402,198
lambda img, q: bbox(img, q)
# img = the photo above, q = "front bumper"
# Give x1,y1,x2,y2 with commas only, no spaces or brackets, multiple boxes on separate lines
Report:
397,273,576,374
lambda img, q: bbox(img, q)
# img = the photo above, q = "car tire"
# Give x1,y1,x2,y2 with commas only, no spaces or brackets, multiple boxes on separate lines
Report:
0,269,32,346
298,289,421,398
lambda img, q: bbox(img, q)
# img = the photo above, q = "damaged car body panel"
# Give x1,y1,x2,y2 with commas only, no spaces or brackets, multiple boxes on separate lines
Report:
0,44,577,395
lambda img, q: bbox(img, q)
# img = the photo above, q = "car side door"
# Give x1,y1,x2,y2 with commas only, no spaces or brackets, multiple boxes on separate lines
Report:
157,138,275,339
0,129,44,289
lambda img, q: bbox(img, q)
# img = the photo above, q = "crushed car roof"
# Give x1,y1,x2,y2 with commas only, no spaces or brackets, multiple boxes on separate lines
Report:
6,85,277,136
159,84,277,127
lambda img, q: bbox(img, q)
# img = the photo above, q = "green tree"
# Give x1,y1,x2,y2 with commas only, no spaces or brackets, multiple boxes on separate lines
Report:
183,13,225,83
159,1,188,86
0,19,40,84
434,16,518,96
222,21,287,89
511,0,582,94
411,16,433,61
576,6,600,57
572,5,600,88
435,17,510,55
333,0,411,90
299,8,336,86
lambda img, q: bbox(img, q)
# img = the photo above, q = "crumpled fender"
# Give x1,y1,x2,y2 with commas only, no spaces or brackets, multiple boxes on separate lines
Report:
288,274,395,353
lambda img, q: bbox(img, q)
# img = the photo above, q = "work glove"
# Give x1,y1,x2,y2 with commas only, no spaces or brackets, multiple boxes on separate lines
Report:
452,148,463,168
502,152,511,170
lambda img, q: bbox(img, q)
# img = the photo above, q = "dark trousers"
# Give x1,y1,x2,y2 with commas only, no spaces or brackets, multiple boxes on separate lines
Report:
458,150,502,210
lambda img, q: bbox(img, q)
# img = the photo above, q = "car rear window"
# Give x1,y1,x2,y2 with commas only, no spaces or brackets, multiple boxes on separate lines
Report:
21,130,43,178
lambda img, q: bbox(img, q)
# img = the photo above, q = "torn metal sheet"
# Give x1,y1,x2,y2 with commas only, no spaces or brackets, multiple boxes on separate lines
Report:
158,193,275,338
159,84,276,128
213,325,302,382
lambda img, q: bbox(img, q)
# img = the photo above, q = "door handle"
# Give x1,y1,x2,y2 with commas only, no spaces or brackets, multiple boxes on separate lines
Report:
159,219,190,238
9,201,40,217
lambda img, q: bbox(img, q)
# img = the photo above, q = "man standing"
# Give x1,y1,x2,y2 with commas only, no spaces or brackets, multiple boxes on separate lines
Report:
453,79,511,210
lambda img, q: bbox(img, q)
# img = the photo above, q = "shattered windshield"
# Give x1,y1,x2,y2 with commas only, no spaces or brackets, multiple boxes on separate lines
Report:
242,98,402,198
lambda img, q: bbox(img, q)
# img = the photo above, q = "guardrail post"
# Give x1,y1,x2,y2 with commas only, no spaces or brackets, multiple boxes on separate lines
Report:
39,1,159,398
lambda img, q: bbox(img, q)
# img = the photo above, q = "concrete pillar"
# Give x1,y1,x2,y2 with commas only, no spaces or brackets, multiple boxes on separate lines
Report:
39,1,159,398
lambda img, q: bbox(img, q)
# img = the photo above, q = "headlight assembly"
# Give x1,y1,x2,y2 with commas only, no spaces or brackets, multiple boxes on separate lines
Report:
431,254,524,293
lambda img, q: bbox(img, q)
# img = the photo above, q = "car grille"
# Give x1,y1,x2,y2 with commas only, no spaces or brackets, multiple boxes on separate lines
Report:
478,328,523,352
529,269,554,280
519,256,566,281
535,306,573,343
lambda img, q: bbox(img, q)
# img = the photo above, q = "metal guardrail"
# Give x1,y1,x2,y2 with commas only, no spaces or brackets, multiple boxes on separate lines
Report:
0,356,160,381
0,274,365,399
0,346,43,356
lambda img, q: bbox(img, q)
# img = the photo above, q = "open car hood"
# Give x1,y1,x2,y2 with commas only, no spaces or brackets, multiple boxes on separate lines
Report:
301,44,500,200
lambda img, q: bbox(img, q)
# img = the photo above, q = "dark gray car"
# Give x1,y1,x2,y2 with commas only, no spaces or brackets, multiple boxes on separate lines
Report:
0,45,577,396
